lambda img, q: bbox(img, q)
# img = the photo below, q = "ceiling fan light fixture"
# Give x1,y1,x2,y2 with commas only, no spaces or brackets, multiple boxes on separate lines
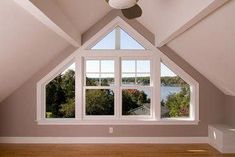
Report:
108,0,138,9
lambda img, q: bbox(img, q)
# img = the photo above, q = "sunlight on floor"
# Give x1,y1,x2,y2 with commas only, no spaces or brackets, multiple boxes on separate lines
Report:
187,149,207,153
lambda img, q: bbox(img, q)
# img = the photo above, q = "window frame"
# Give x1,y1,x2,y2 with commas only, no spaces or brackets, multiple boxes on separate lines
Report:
37,17,199,125
83,57,116,120
120,57,153,119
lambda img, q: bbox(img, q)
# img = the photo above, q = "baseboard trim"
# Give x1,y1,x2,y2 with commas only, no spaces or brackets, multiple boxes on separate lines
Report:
0,137,208,144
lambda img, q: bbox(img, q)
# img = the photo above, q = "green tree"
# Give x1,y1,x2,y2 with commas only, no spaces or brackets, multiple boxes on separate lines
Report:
46,68,75,118
122,89,149,115
86,89,114,115
62,70,75,98
46,75,66,118
60,98,75,118
165,86,190,117
161,76,187,86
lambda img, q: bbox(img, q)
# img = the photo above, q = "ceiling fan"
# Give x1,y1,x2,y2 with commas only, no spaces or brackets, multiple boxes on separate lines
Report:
105,0,142,19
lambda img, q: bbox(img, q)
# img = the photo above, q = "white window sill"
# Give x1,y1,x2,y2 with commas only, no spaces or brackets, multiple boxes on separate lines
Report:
36,119,199,125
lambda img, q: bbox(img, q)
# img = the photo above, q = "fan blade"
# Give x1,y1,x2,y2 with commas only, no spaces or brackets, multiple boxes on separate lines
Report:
121,4,142,19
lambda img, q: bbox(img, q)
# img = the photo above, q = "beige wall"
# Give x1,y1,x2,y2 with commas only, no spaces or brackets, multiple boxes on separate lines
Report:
0,14,226,137
224,95,235,127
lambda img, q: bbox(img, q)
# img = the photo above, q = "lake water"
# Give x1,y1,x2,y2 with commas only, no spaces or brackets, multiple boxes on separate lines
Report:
161,86,181,101
138,86,182,101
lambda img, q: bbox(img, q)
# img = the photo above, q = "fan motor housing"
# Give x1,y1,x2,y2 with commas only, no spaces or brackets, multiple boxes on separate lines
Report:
109,0,138,9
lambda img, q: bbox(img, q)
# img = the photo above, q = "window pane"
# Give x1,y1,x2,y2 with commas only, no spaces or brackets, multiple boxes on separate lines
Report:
101,60,114,73
122,60,135,73
101,74,114,86
160,63,190,118
46,63,75,118
137,73,150,86
137,60,150,73
86,89,114,115
86,60,99,72
91,29,115,49
120,29,145,50
122,89,151,115
122,73,135,85
86,74,99,86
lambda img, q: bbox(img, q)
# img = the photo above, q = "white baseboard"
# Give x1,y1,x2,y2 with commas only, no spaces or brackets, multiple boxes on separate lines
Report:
0,137,208,144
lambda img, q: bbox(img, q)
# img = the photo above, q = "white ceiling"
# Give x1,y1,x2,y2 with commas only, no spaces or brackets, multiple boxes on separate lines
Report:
0,0,70,102
0,0,234,102
54,0,111,34
168,0,235,95
137,0,214,45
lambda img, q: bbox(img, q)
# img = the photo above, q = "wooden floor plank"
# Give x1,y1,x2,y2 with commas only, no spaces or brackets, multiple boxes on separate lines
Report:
0,144,234,157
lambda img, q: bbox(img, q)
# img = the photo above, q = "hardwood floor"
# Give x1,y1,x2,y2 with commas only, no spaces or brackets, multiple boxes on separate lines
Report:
0,144,234,157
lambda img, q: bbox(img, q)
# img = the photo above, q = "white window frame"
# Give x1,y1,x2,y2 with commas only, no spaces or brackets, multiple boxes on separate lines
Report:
36,16,199,125
120,57,153,120
83,57,116,120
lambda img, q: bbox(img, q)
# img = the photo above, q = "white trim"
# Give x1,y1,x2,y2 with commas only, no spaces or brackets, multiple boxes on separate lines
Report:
36,119,199,125
0,137,208,144
36,53,76,121
36,16,199,125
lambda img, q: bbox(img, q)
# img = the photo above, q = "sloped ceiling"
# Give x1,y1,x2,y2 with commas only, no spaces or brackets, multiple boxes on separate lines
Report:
0,0,70,102
168,0,235,95
137,0,215,45
54,0,111,34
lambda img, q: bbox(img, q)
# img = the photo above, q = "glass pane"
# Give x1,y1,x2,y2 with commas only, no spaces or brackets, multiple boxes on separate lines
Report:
101,74,114,86
137,73,150,86
120,28,145,50
86,89,114,115
122,60,135,73
86,74,99,86
122,73,135,86
161,63,176,77
160,63,190,118
46,63,75,118
101,60,114,73
91,29,115,50
86,60,99,73
137,60,150,73
122,89,151,115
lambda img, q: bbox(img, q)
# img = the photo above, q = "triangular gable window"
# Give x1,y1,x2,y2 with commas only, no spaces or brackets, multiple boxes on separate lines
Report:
91,26,145,50
91,29,116,50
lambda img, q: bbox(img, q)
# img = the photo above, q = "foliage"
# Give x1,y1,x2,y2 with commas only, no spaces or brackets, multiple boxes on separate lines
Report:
46,70,189,118
163,86,190,117
46,69,75,118
86,89,114,115
122,89,150,115
161,76,187,86
60,98,75,118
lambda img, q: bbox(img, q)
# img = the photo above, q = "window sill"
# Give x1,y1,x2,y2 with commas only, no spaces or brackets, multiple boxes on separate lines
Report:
36,119,199,125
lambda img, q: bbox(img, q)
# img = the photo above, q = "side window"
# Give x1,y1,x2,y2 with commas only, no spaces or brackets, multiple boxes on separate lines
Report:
160,63,190,118
45,63,75,118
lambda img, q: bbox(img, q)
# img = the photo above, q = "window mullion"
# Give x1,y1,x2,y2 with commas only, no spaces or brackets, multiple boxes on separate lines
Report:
115,57,121,118
115,27,121,50
76,56,83,120
154,55,161,121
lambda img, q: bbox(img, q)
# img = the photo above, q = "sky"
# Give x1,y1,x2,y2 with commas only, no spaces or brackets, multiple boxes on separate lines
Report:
64,27,176,77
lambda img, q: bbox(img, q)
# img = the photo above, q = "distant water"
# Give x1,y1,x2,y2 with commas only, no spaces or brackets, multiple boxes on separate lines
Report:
161,86,181,101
